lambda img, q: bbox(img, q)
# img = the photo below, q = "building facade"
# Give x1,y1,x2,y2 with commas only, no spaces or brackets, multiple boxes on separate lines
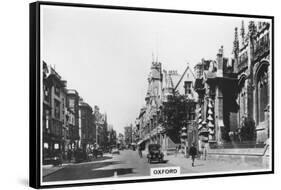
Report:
79,99,94,151
136,60,197,153
193,21,271,148
42,62,67,162
66,89,80,150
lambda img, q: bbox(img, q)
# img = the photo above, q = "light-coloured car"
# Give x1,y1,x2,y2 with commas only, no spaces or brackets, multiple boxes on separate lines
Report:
111,148,120,155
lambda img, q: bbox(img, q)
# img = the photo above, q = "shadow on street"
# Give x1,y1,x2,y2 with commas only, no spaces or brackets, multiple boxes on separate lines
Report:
43,160,126,182
148,160,169,164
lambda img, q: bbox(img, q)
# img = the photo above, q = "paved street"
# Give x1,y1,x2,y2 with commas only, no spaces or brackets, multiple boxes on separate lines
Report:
43,149,268,182
43,149,180,182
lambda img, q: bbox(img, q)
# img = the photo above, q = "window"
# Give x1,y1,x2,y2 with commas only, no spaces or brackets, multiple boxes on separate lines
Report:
69,99,75,108
184,81,192,95
54,99,60,119
54,85,60,96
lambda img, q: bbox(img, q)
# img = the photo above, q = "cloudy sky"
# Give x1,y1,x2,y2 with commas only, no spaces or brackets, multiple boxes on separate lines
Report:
41,5,256,134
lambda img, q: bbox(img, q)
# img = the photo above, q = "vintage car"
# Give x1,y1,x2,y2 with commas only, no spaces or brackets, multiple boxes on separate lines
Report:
43,149,62,166
147,144,164,163
93,148,103,158
74,148,87,163
111,148,120,155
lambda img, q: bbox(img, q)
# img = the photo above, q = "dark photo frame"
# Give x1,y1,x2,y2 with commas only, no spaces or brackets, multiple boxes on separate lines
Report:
30,1,274,188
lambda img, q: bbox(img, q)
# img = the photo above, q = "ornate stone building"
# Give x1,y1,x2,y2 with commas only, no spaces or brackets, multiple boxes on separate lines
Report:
194,20,271,148
234,21,271,143
137,60,197,153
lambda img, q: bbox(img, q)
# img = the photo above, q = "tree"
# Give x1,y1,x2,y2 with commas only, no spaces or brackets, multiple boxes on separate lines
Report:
160,91,190,142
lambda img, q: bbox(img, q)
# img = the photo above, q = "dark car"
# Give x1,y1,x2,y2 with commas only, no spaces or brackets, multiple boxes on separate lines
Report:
93,148,103,158
43,155,62,166
147,144,164,163
74,148,86,163
43,149,62,166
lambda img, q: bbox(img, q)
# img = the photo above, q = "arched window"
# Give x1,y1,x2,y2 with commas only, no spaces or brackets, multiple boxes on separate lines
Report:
257,65,269,122
238,76,246,127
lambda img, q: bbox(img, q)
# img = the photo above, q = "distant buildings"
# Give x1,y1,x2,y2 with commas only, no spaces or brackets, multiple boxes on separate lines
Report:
124,125,133,146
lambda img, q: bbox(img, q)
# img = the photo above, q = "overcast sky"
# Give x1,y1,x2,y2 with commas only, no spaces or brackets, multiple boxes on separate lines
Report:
41,5,257,134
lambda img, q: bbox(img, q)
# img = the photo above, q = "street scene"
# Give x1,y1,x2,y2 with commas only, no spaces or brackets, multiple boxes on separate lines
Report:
41,5,272,184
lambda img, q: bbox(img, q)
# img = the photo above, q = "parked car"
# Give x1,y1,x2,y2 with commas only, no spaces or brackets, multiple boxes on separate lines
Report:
74,148,86,163
111,148,120,155
93,148,103,158
43,155,62,166
43,149,62,166
147,144,164,163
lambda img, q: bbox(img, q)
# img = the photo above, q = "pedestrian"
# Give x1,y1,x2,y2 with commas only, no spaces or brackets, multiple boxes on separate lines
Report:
202,143,207,160
67,149,72,163
189,143,197,167
138,146,142,158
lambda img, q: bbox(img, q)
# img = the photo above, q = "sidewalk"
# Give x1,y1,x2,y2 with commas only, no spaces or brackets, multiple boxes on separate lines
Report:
42,163,72,177
166,153,268,174
43,153,113,177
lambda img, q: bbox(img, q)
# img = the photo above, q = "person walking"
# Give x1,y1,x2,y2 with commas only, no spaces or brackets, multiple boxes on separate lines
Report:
138,146,143,158
189,143,197,167
67,149,72,163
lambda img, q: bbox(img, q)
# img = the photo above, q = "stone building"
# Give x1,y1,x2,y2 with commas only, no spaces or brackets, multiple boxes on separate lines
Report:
194,21,271,148
93,105,108,147
124,125,133,146
137,60,197,153
42,62,67,162
194,50,238,147
79,99,94,150
66,89,80,150
234,21,271,144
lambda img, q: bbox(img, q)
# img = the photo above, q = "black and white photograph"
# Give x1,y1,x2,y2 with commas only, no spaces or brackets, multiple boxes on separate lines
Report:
31,1,273,187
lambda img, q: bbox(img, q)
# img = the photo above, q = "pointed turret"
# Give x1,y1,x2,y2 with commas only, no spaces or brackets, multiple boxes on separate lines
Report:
233,27,239,73
240,20,245,46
